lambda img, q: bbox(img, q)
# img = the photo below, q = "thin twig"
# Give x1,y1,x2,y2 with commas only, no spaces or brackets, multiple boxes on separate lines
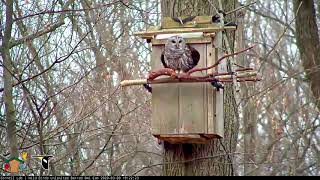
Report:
226,1,258,15
187,45,256,75
207,0,219,14
233,63,248,69
258,1,302,72
13,1,122,22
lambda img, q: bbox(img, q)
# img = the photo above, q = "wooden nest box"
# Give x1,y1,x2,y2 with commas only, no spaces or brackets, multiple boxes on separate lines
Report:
134,16,237,144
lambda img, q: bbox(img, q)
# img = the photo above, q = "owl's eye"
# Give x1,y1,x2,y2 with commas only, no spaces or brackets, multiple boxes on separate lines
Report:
171,40,176,43
178,40,182,43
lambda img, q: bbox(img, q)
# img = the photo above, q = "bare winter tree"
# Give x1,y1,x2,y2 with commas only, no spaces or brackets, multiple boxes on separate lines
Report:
1,0,19,161
1,0,320,176
294,0,320,110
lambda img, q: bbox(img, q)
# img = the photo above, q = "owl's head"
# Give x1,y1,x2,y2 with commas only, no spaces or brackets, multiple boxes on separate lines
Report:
165,35,186,50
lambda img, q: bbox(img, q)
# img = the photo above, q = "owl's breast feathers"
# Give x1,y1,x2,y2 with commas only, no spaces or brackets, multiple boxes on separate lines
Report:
161,45,200,72
161,48,183,70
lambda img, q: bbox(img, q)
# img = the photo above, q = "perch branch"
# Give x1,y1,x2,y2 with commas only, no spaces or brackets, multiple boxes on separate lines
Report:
186,45,256,75
120,71,259,87
148,68,176,81
145,45,256,81
120,45,259,88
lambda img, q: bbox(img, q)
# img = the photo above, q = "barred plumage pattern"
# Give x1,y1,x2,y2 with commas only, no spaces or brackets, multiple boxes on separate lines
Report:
161,35,200,73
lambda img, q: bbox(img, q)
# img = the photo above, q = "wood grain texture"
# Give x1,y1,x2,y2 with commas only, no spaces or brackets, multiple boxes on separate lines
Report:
134,26,236,39
151,38,211,45
151,46,179,134
214,31,225,138
207,44,215,134
178,44,206,134
161,16,213,29
151,40,224,139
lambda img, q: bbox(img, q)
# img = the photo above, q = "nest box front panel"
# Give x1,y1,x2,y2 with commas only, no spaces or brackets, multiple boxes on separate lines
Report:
151,42,209,135
151,45,178,135
178,44,207,134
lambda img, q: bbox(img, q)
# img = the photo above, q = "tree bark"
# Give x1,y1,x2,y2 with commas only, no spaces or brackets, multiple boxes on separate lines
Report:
243,90,257,176
161,0,239,176
236,7,257,176
1,0,19,159
294,0,320,110
317,0,320,20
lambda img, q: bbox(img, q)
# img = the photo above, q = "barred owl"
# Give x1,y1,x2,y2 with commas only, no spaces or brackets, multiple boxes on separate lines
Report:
161,35,200,73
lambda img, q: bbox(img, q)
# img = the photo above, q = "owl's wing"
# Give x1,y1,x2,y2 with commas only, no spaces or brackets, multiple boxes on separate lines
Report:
161,51,168,68
188,45,200,66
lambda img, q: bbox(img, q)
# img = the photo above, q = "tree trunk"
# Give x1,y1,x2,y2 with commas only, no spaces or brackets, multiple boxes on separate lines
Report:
161,0,239,176
1,0,19,159
317,0,320,20
243,92,257,176
237,9,257,176
294,0,320,110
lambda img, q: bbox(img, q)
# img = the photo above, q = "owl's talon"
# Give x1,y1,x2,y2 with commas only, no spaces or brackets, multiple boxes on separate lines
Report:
166,68,176,77
176,72,188,79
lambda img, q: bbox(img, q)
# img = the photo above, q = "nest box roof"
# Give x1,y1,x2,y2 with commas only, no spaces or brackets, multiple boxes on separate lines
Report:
134,16,237,40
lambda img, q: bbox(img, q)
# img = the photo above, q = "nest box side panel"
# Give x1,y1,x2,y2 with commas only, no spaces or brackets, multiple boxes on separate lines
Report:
151,45,179,135
178,44,207,134
214,32,225,138
216,88,224,137
207,44,224,138
206,44,217,135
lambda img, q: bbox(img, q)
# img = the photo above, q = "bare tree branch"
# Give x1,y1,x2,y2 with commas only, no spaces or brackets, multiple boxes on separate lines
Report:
13,0,122,22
